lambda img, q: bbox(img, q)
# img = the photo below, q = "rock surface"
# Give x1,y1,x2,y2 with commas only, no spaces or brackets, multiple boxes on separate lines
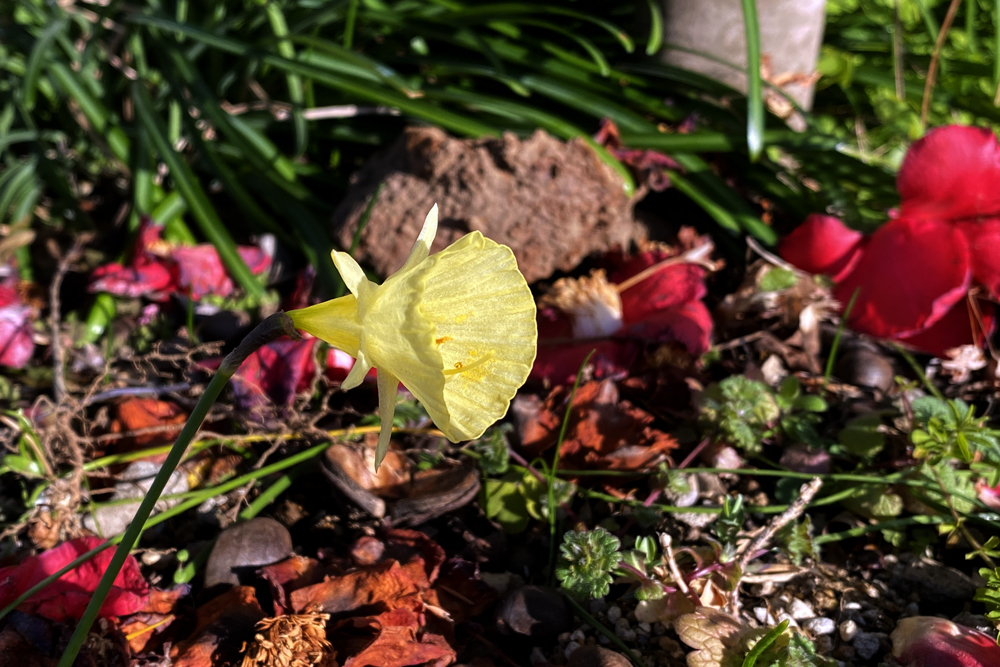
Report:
331,127,644,284
204,517,294,588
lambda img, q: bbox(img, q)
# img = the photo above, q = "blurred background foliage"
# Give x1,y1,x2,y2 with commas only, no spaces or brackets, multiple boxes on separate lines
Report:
0,0,999,315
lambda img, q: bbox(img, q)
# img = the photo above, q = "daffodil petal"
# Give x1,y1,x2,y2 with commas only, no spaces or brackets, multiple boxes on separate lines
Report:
374,369,399,471
399,204,439,273
331,249,367,297
341,349,372,391
286,295,362,357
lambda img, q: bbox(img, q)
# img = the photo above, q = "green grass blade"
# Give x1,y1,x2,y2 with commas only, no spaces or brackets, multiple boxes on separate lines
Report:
47,62,130,162
344,0,359,48
740,0,764,162
130,81,264,299
23,19,66,111
645,0,663,55
265,2,307,157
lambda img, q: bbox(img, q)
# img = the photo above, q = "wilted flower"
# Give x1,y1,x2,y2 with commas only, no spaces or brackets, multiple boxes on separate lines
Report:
289,205,537,469
891,616,1000,667
780,125,1000,358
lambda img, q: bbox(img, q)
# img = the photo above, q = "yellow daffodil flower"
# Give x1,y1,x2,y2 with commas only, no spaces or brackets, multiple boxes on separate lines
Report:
289,205,537,469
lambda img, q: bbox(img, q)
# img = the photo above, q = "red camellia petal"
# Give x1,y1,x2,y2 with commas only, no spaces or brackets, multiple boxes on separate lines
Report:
778,213,865,282
531,340,638,385
892,616,1000,667
834,217,971,340
0,536,149,621
0,285,34,369
898,125,1000,222
623,301,713,356
89,260,177,300
231,337,318,409
617,263,707,325
900,299,995,358
957,218,1000,300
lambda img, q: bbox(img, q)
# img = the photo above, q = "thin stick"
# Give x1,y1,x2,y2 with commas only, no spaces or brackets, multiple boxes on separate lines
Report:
48,236,88,403
58,312,299,667
921,0,963,126
735,477,823,573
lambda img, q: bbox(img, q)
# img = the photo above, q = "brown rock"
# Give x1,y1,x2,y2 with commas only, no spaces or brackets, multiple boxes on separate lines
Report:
204,517,294,588
332,127,644,283
568,645,632,667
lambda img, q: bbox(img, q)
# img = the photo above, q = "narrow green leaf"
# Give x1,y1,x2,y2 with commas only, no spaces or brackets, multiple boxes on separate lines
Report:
24,19,67,111
740,0,764,162
130,81,264,299
344,0,359,48
265,2,307,157
742,620,789,667
645,0,663,55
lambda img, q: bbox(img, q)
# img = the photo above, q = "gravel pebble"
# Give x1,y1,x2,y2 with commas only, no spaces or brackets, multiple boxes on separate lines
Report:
804,617,836,636
788,598,815,620
571,629,587,643
853,632,880,661
590,598,608,614
614,617,636,642
839,619,858,642
607,605,622,624
636,621,651,635
565,641,582,659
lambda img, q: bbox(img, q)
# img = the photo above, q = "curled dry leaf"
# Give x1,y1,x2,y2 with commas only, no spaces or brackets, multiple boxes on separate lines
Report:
0,536,148,622
172,586,267,667
519,379,678,472
109,398,188,451
335,607,455,667
891,616,1000,667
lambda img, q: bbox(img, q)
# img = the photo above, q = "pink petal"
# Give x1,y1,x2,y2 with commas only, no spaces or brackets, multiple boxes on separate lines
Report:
326,347,375,384
778,214,865,282
958,218,1000,300
892,616,1000,667
835,217,970,339
171,244,271,300
89,260,177,300
898,125,1000,221
0,536,148,621
231,338,318,409
0,286,34,369
899,299,994,358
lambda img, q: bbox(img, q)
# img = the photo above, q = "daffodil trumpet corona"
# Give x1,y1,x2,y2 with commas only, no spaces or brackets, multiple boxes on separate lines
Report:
289,205,538,470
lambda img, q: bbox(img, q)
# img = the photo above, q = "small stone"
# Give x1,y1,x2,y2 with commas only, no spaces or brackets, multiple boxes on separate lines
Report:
590,598,608,614
614,617,636,642
565,641,582,659
839,619,858,642
567,646,631,667
853,632,880,661
570,629,587,643
788,598,815,620
559,632,572,644
652,622,667,636
832,644,856,661
813,635,833,654
599,634,611,645
204,517,293,588
83,461,189,537
804,617,836,636
905,602,920,616
636,621,651,635
844,602,862,610
495,585,573,638
952,611,995,635
776,611,799,628
606,605,622,624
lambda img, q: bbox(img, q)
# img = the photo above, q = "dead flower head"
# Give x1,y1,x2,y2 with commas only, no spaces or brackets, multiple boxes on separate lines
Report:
240,612,337,667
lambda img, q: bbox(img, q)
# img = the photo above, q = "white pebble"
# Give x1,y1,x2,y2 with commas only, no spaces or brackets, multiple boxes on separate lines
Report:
570,629,586,643
598,634,611,645
839,619,858,642
637,621,651,635
853,633,880,661
615,617,636,642
844,601,862,610
564,641,582,659
788,598,815,620
753,607,775,625
607,605,622,623
804,617,836,636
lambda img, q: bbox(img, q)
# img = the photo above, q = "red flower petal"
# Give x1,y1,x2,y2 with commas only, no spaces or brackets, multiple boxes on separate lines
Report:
231,338,318,409
835,217,970,339
957,218,1000,300
899,299,995,358
0,536,148,621
531,340,638,385
892,616,1000,667
623,301,713,356
619,263,707,325
89,260,177,300
778,214,865,282
0,286,34,369
898,125,1000,221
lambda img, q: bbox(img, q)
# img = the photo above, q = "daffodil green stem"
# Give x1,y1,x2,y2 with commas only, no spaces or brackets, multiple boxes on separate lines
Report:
58,312,299,667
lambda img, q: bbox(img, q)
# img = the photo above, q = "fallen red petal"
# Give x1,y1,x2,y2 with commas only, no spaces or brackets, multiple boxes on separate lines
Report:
0,536,148,622
891,616,1000,667
834,216,970,340
897,299,995,358
958,218,1000,300
230,337,318,409
778,213,865,282
898,125,1000,222
0,285,34,369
